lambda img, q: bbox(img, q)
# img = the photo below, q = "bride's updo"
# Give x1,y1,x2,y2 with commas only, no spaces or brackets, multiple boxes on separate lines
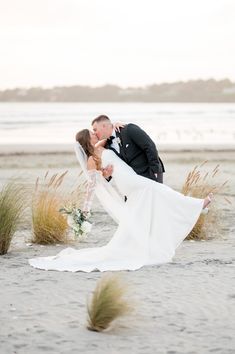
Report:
75,129,94,157
75,129,101,170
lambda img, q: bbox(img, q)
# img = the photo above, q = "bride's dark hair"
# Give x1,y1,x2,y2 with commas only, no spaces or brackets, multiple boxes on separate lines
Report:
76,129,94,157
75,129,101,170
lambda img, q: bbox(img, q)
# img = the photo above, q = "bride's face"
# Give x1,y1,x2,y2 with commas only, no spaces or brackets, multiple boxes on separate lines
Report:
89,130,98,146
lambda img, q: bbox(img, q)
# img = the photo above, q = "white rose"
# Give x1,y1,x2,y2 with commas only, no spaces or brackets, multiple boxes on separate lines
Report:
81,221,92,234
67,215,75,228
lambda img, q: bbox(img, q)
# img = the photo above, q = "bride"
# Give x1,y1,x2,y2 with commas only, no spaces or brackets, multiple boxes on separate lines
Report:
29,129,212,272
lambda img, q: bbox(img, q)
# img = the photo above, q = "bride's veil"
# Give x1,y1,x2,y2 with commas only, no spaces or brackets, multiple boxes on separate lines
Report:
74,142,124,223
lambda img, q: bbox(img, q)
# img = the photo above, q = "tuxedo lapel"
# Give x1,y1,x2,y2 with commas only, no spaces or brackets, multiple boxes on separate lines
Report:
105,140,122,158
109,146,122,158
116,130,127,161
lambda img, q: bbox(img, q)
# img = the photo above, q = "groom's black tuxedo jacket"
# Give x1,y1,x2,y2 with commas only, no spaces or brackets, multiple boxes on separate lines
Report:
105,123,165,182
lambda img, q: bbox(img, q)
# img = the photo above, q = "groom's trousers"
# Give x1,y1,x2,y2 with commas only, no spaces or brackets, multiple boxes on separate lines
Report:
156,173,163,184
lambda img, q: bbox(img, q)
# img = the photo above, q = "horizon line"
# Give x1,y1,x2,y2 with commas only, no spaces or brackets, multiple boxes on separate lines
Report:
0,77,234,91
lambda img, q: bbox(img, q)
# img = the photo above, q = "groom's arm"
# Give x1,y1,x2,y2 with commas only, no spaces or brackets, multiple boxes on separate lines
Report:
127,123,162,173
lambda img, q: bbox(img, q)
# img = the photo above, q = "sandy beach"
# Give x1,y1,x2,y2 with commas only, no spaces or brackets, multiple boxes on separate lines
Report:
0,145,235,354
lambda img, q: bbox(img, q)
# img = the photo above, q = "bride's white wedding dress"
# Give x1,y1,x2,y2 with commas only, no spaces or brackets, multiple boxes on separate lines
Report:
29,149,204,272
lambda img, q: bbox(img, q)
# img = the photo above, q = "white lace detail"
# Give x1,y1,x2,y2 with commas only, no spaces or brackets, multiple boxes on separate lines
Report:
74,143,124,223
82,170,97,212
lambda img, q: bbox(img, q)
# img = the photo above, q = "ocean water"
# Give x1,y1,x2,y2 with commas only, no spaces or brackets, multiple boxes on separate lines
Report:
0,102,235,146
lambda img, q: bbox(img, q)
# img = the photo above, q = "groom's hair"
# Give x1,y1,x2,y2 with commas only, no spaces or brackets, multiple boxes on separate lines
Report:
92,115,111,125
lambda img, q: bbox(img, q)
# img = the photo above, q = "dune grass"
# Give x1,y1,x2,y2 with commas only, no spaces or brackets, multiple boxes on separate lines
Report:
181,161,230,240
0,181,27,255
31,171,70,244
87,274,133,332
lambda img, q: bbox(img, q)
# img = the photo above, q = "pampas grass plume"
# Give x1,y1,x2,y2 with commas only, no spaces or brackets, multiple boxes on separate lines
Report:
87,274,133,332
32,171,69,244
182,161,229,240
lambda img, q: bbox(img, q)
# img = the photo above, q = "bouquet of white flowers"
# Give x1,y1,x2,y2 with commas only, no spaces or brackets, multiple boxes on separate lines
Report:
59,205,92,241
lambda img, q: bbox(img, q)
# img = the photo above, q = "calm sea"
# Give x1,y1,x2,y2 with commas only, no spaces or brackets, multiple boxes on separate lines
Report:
0,102,235,146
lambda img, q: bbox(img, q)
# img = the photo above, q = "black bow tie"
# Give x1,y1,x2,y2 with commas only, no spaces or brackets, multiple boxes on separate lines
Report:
107,135,115,144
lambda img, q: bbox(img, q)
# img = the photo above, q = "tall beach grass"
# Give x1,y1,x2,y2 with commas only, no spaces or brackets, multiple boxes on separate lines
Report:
0,181,27,255
31,171,69,244
87,274,133,332
182,161,229,240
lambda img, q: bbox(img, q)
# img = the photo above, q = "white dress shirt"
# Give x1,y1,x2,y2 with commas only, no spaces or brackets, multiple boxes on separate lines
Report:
110,129,120,153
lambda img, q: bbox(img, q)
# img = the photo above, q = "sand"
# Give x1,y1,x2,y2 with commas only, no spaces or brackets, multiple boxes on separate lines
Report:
0,145,235,354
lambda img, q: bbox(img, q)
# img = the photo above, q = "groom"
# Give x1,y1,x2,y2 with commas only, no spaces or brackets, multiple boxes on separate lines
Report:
92,115,165,183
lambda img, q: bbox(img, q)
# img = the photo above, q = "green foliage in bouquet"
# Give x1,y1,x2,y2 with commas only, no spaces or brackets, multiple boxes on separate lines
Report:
59,206,92,241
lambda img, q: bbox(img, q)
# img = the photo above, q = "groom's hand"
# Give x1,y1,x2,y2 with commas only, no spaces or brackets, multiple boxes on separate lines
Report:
102,165,113,178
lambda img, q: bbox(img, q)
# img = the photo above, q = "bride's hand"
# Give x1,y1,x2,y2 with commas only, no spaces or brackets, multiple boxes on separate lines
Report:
102,165,113,178
95,139,107,148
114,121,125,132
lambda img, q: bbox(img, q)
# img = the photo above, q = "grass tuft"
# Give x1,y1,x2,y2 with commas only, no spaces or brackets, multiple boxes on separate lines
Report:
87,274,133,332
182,161,230,240
0,181,26,255
31,171,69,244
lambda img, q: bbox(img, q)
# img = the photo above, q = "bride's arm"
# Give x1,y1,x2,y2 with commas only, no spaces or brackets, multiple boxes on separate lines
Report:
82,157,97,213
114,121,125,132
95,139,107,148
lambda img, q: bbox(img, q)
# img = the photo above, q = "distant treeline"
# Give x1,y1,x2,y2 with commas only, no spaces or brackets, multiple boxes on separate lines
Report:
1,79,235,102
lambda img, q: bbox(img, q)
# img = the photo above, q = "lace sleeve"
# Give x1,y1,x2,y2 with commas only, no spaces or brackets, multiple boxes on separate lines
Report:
82,170,97,212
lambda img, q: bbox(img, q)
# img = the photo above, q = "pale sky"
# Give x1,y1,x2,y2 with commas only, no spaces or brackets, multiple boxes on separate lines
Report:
0,0,235,89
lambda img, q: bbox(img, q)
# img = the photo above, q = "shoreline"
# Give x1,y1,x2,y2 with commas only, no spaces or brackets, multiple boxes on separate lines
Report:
1,143,235,155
